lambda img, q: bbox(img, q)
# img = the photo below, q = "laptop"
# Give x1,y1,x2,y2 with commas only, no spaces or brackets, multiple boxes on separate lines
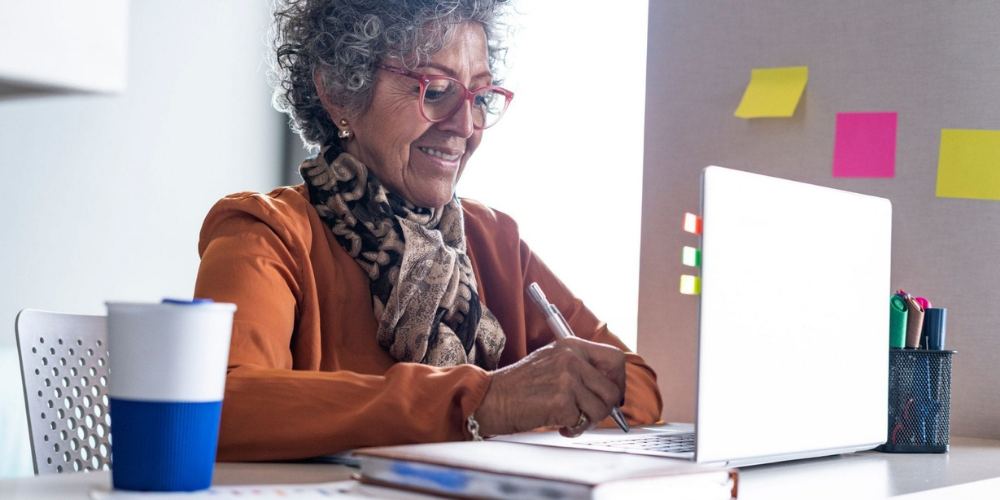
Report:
500,166,892,467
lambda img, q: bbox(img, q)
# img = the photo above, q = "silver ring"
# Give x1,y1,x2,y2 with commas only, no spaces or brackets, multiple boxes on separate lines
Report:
574,411,589,429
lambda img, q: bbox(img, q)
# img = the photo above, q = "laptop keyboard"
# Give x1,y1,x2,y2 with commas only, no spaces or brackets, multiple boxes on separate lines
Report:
577,432,696,454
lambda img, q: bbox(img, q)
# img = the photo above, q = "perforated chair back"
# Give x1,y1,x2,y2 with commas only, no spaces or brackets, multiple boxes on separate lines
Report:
15,309,112,474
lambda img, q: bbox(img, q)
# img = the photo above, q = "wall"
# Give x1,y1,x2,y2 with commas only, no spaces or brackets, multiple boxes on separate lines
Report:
0,0,128,95
458,0,649,350
0,1,284,477
638,1,1000,438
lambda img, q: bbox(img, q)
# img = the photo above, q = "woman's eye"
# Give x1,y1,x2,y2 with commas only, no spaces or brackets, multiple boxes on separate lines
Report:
424,89,447,102
474,92,498,108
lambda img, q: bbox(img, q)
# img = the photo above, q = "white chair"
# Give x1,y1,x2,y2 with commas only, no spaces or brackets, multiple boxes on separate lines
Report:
14,309,111,474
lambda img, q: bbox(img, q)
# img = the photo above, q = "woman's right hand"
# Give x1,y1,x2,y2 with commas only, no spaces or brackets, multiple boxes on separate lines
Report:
474,337,626,438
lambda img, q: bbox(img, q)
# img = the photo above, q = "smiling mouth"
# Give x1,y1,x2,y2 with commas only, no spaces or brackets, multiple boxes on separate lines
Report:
419,147,462,161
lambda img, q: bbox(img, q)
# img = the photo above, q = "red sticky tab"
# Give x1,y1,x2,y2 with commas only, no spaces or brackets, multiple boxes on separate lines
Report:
683,213,702,234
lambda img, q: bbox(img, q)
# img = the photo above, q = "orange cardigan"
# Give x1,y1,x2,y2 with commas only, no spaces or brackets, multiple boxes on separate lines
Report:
194,184,663,461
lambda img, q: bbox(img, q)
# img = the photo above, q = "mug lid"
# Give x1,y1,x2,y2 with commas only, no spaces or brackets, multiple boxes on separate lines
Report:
161,298,214,305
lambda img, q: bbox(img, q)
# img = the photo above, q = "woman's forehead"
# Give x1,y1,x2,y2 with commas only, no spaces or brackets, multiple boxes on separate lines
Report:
391,23,490,78
436,24,490,74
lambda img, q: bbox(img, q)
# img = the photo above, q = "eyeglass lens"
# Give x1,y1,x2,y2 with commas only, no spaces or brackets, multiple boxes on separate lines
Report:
422,79,507,128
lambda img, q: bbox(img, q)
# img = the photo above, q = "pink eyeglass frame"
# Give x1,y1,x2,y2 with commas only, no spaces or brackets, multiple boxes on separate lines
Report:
375,63,514,130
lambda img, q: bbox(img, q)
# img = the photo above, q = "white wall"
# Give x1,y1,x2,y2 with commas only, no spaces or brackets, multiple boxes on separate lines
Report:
459,0,650,350
0,0,284,477
0,0,128,95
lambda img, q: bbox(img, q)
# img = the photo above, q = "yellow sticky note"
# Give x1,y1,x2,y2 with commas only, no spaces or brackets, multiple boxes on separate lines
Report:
680,275,701,295
734,66,809,118
937,129,1000,201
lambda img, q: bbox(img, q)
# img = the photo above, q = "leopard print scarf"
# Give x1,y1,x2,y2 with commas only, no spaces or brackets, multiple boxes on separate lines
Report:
300,146,505,369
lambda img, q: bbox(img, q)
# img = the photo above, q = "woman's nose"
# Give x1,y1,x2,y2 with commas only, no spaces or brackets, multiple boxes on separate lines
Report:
438,98,475,137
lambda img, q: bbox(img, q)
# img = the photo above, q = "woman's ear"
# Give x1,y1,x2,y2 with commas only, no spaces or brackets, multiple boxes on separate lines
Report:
313,69,348,124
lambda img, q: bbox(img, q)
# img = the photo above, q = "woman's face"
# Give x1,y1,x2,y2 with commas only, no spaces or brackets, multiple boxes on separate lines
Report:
342,23,492,208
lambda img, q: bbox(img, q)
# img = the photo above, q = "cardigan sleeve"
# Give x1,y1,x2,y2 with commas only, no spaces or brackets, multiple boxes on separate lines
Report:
194,191,491,461
460,200,664,427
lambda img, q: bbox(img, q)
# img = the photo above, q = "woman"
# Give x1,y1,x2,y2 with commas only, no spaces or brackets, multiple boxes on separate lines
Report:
194,0,662,461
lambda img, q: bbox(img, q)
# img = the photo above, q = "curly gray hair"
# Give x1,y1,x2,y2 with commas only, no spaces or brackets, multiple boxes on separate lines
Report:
269,0,511,149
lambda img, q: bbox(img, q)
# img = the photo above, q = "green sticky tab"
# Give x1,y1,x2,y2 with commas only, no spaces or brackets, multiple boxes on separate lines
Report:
682,246,702,267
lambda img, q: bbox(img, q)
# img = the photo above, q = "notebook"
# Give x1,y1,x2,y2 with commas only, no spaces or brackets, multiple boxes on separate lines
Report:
500,166,892,467
353,441,738,500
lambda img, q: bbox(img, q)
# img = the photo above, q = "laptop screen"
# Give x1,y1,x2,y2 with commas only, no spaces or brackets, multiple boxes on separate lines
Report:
695,166,891,464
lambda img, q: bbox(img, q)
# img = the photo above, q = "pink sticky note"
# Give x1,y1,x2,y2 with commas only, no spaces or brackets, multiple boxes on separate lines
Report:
832,112,897,178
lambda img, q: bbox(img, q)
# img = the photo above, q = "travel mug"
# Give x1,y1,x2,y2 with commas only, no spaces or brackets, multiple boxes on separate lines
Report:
106,299,236,491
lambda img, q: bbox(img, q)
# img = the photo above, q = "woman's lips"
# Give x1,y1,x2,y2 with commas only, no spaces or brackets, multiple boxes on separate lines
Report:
418,146,463,161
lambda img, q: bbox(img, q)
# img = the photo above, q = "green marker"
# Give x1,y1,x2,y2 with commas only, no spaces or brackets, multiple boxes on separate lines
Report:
889,295,908,348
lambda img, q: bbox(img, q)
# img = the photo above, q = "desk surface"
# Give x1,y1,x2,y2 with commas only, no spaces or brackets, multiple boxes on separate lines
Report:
4,437,1000,499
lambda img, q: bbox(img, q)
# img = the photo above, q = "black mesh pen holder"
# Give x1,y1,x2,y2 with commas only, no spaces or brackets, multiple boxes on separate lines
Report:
876,349,955,453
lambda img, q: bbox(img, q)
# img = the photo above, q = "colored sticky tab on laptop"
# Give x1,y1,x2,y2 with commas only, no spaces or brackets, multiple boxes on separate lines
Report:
680,275,701,295
682,246,702,267
683,213,702,234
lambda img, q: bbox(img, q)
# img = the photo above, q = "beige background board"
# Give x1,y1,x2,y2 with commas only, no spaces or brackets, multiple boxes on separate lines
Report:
638,1,1000,439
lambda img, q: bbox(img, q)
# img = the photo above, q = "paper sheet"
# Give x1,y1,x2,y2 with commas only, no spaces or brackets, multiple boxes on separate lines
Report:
936,129,1000,201
832,112,897,178
89,481,437,500
734,66,809,118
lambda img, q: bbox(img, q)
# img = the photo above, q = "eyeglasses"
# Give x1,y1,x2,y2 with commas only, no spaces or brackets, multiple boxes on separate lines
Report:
375,63,514,130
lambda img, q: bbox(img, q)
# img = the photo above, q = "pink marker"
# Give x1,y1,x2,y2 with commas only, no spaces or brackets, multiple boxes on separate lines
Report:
915,297,931,310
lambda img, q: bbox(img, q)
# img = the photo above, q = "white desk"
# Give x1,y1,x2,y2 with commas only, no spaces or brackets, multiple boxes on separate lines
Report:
738,436,1000,499
3,437,1000,499
0,462,356,500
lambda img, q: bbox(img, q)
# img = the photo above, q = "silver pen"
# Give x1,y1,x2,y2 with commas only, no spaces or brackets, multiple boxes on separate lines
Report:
525,282,630,433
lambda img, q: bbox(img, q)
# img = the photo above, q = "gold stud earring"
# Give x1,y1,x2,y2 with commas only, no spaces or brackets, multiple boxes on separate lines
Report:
338,118,352,140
